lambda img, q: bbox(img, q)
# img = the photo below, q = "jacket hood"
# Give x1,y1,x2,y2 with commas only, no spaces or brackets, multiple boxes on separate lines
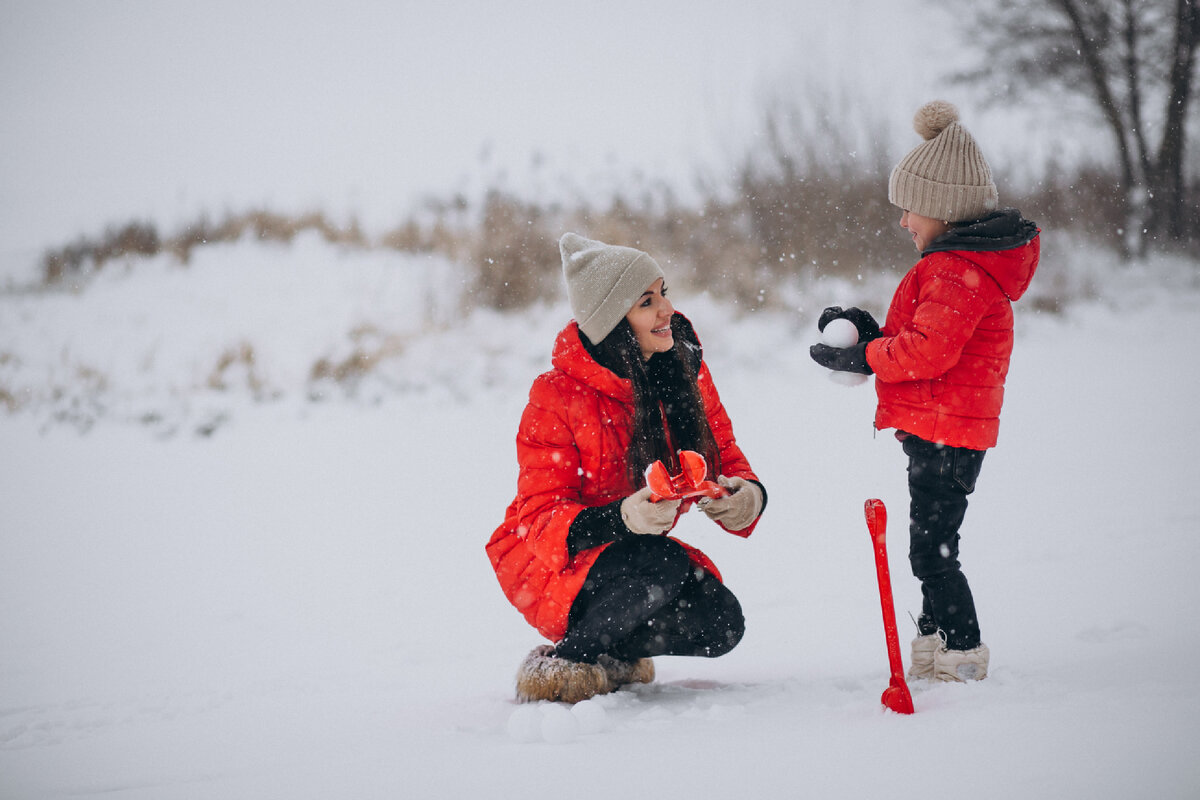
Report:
551,322,632,403
924,208,1041,301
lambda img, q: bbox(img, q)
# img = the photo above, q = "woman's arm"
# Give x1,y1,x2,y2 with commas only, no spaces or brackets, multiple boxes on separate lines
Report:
697,362,764,537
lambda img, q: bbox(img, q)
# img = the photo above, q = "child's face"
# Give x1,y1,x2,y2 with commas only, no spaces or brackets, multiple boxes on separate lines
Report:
900,210,951,253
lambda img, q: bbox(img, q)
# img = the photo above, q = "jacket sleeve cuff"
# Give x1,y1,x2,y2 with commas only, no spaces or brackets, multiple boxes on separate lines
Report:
567,498,626,557
748,479,768,517
864,339,880,375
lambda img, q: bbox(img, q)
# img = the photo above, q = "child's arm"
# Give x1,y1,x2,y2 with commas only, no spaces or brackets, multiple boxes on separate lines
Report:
867,256,1000,384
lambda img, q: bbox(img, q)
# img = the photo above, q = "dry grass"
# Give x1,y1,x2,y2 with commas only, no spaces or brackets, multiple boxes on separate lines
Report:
0,350,18,412
42,221,159,283
41,209,368,281
309,325,408,387
207,342,272,399
34,100,1196,309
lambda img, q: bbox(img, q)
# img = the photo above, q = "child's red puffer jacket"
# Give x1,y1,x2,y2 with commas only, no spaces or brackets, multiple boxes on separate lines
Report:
866,213,1040,450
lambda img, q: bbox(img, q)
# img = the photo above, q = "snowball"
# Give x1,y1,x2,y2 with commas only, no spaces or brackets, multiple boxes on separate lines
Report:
540,703,580,744
571,698,608,734
829,372,869,387
506,704,543,743
821,317,859,348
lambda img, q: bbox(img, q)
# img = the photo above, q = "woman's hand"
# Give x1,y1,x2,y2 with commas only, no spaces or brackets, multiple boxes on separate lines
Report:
699,476,763,531
620,487,682,535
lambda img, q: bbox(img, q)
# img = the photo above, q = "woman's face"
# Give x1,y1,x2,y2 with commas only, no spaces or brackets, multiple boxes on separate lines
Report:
625,278,674,361
900,209,951,252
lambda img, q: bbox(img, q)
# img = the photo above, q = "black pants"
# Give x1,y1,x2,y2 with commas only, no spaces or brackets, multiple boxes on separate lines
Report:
903,434,987,651
555,535,744,663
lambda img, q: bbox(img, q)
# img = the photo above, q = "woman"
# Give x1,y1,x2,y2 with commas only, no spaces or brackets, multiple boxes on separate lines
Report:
487,233,767,703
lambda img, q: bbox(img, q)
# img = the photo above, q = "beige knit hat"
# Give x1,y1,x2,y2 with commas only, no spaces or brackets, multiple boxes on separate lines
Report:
560,232,665,344
888,101,998,222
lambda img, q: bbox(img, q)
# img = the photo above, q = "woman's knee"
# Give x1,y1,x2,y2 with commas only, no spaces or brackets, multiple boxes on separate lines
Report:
692,578,745,657
704,612,744,657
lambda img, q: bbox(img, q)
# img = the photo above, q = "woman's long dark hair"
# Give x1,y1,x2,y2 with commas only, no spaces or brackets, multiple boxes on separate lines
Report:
582,314,720,491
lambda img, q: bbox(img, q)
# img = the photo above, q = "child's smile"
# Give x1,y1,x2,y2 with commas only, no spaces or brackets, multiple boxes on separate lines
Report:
900,210,951,252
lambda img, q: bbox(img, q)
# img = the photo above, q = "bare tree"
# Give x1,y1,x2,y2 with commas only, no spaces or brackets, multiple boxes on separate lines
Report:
952,0,1199,256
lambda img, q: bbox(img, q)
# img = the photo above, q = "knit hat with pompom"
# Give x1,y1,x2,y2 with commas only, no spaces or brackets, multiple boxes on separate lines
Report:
888,101,998,222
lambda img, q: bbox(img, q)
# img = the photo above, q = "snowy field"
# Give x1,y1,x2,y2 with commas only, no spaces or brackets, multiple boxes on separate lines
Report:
2,237,1200,799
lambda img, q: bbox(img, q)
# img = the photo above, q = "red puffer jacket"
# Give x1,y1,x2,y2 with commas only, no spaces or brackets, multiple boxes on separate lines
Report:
486,315,760,642
866,216,1040,450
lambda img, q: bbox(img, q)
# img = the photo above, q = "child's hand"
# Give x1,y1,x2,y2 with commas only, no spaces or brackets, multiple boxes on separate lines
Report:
810,342,873,374
818,306,881,342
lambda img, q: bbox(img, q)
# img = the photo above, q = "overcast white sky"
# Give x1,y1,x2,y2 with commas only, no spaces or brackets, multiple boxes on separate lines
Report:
2,0,990,262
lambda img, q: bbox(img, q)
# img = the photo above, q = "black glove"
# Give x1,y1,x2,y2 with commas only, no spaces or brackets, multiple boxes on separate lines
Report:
817,306,881,342
809,342,873,374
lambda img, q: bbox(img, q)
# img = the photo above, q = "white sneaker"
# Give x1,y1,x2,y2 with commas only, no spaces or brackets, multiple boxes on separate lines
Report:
908,633,941,681
933,642,990,682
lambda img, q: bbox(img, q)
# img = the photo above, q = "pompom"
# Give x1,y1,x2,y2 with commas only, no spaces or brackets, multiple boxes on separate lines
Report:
913,100,959,140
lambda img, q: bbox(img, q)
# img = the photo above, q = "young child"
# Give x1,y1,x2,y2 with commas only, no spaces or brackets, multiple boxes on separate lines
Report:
810,100,1040,682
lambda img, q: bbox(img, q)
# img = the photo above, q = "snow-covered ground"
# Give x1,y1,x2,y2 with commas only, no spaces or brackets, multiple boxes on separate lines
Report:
3,237,1200,799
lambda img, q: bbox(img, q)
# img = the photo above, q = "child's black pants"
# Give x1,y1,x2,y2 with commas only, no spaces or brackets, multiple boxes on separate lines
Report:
903,434,987,650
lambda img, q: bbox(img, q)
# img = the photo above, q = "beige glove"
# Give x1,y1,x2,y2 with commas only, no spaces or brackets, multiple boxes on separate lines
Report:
699,476,762,531
620,487,682,535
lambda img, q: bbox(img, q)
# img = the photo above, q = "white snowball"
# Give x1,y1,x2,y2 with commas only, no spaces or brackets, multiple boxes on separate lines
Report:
505,704,543,743
821,317,860,348
829,371,869,387
571,698,608,734
540,703,580,744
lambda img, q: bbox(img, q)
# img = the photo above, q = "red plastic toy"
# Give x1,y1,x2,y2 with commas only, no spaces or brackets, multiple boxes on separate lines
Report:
645,450,727,502
865,498,915,714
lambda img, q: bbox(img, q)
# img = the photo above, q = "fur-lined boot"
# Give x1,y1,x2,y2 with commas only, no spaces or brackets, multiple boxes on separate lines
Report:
597,654,655,688
515,645,611,704
933,642,990,682
907,633,941,681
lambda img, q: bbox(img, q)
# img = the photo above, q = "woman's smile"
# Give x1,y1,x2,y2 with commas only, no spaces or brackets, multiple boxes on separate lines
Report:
627,278,675,360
